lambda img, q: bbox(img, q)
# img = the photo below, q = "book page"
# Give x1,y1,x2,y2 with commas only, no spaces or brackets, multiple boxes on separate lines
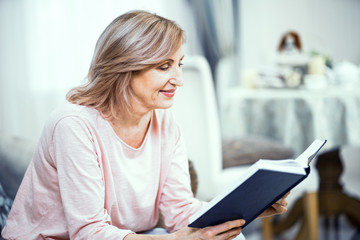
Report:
258,159,294,165
259,139,326,169
296,139,327,167
257,159,304,172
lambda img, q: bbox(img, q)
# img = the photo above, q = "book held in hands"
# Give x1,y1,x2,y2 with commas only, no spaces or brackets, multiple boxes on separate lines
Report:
188,139,327,229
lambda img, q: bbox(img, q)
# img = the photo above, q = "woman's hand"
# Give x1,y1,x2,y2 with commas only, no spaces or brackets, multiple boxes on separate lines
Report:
258,192,290,219
172,219,245,240
124,219,245,240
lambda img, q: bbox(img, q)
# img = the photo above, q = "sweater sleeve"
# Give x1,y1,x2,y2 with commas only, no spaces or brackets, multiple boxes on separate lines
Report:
158,126,204,232
52,116,133,240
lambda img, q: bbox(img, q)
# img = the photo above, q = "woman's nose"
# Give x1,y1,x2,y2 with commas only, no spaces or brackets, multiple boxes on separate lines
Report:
169,68,183,87
169,78,183,87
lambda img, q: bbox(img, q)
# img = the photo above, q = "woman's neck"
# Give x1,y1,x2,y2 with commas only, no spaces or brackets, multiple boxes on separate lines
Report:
107,109,152,149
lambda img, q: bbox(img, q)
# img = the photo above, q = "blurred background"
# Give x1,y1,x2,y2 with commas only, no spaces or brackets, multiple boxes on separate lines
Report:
1,0,360,239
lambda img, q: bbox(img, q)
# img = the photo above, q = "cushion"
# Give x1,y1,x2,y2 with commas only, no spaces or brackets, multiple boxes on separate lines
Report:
222,136,294,168
0,182,13,232
0,134,36,199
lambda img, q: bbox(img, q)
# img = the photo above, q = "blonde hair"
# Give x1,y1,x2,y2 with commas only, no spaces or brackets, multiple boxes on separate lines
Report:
67,10,185,119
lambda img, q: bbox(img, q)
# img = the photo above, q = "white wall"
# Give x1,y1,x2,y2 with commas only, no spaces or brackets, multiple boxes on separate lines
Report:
0,0,200,139
3,0,359,139
240,0,360,69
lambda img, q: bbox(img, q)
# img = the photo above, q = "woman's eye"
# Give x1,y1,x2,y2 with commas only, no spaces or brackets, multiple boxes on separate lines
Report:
179,62,183,68
158,64,170,71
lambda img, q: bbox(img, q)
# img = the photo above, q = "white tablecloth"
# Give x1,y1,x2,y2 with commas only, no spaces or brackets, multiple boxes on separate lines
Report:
221,87,360,156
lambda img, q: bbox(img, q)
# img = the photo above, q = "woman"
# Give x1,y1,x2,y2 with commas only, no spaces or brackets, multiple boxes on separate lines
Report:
2,10,288,239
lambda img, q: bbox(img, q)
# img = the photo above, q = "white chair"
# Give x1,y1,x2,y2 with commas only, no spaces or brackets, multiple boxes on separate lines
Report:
215,54,239,112
171,56,249,201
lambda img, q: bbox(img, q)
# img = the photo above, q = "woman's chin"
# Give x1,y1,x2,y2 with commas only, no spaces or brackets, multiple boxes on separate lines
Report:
156,101,174,110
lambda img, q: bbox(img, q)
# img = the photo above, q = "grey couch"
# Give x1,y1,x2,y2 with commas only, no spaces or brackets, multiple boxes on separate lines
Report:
0,134,36,234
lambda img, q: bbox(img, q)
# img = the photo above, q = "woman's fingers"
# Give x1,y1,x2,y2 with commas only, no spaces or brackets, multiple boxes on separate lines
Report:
198,219,245,239
283,191,291,199
271,201,287,214
277,198,288,207
270,192,289,214
213,227,242,240
208,219,245,234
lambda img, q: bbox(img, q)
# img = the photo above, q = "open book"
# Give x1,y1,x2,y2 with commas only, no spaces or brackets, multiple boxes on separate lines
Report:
188,139,327,229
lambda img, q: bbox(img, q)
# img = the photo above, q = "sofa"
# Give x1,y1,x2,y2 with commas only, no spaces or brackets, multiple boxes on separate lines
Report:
0,134,37,234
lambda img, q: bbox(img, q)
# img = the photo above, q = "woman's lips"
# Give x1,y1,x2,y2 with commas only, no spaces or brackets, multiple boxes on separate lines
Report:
160,89,175,97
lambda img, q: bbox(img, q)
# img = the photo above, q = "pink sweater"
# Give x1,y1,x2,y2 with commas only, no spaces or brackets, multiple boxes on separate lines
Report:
2,103,203,240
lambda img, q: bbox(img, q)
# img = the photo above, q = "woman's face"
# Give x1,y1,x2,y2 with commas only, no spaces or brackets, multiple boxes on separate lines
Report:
130,47,184,112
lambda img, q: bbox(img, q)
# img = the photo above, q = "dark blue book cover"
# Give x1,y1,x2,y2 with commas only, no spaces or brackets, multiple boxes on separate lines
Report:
189,168,309,228
189,139,326,229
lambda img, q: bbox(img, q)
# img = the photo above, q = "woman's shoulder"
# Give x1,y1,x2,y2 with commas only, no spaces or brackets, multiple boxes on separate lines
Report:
44,102,101,133
48,102,95,122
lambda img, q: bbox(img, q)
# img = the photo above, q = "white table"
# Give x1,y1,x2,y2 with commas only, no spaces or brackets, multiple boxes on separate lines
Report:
221,86,360,156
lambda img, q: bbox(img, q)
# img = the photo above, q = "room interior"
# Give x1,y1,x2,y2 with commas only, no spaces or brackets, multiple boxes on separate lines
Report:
1,0,360,239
